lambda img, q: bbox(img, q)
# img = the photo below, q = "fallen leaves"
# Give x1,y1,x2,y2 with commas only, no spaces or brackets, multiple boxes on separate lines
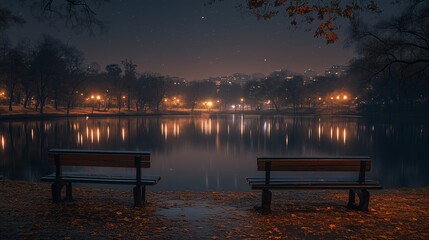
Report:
1,180,429,239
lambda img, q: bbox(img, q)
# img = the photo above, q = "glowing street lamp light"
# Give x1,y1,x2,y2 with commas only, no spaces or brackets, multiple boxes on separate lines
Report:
90,95,95,113
343,95,348,100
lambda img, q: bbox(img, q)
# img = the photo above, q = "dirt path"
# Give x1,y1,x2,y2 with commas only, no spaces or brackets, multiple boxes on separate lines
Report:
1,180,429,239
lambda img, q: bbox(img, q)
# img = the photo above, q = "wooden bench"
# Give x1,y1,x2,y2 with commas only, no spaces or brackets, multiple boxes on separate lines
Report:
40,149,160,207
246,156,382,213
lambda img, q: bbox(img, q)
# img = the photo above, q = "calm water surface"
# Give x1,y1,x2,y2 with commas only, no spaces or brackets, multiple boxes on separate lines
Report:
1,114,428,191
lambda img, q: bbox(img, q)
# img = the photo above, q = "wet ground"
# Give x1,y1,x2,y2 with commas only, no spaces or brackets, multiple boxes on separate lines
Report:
1,180,429,239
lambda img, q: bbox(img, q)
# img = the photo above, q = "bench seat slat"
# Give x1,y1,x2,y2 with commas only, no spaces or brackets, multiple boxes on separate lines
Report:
257,159,371,171
250,182,382,190
41,173,160,185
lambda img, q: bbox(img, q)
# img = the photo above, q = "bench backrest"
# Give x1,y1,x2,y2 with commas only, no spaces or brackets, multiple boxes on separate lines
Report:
257,156,371,172
48,149,151,168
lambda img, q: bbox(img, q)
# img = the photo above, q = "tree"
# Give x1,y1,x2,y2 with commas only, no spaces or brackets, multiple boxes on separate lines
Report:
15,39,34,109
30,35,67,113
219,82,242,110
351,1,429,76
209,0,379,43
105,64,123,112
1,0,107,33
244,79,265,110
146,76,167,112
284,76,304,112
185,80,217,111
350,0,429,107
1,47,27,111
262,77,287,111
121,59,137,111
0,7,25,31
60,45,85,114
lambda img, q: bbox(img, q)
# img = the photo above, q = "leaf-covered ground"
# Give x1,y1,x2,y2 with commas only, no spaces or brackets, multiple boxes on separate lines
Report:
1,180,428,239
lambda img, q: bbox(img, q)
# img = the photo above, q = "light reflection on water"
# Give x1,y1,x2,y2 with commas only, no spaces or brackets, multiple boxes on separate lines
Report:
0,114,428,191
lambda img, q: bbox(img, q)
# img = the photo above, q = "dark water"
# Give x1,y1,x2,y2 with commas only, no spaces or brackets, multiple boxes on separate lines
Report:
0,114,428,191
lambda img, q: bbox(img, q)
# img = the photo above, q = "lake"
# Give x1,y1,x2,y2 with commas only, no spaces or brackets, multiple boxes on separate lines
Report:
1,114,428,191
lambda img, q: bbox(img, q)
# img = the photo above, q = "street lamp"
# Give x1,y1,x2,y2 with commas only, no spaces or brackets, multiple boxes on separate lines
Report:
91,95,95,113
96,95,101,110
207,101,213,112
240,98,244,112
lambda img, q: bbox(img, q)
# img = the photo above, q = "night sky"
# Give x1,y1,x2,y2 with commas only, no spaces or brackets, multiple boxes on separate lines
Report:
4,0,358,80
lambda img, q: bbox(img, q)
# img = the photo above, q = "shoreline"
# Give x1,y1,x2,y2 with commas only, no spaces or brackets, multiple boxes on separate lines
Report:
1,105,429,121
1,180,429,239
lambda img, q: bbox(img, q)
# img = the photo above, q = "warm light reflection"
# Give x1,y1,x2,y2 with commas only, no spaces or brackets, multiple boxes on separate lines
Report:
318,124,321,141
1,118,369,155
285,134,289,147
336,127,340,142
122,127,126,141
240,115,244,137
1,135,5,150
267,122,271,138
343,128,347,144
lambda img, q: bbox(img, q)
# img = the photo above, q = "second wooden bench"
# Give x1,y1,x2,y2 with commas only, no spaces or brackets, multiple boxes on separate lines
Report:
246,156,382,212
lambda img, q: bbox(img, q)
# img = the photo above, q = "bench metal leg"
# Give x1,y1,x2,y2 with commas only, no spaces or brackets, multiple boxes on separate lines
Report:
133,185,145,207
358,190,370,212
347,189,370,212
52,183,61,203
52,182,72,203
65,182,73,201
347,189,356,208
141,185,146,203
261,189,272,213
